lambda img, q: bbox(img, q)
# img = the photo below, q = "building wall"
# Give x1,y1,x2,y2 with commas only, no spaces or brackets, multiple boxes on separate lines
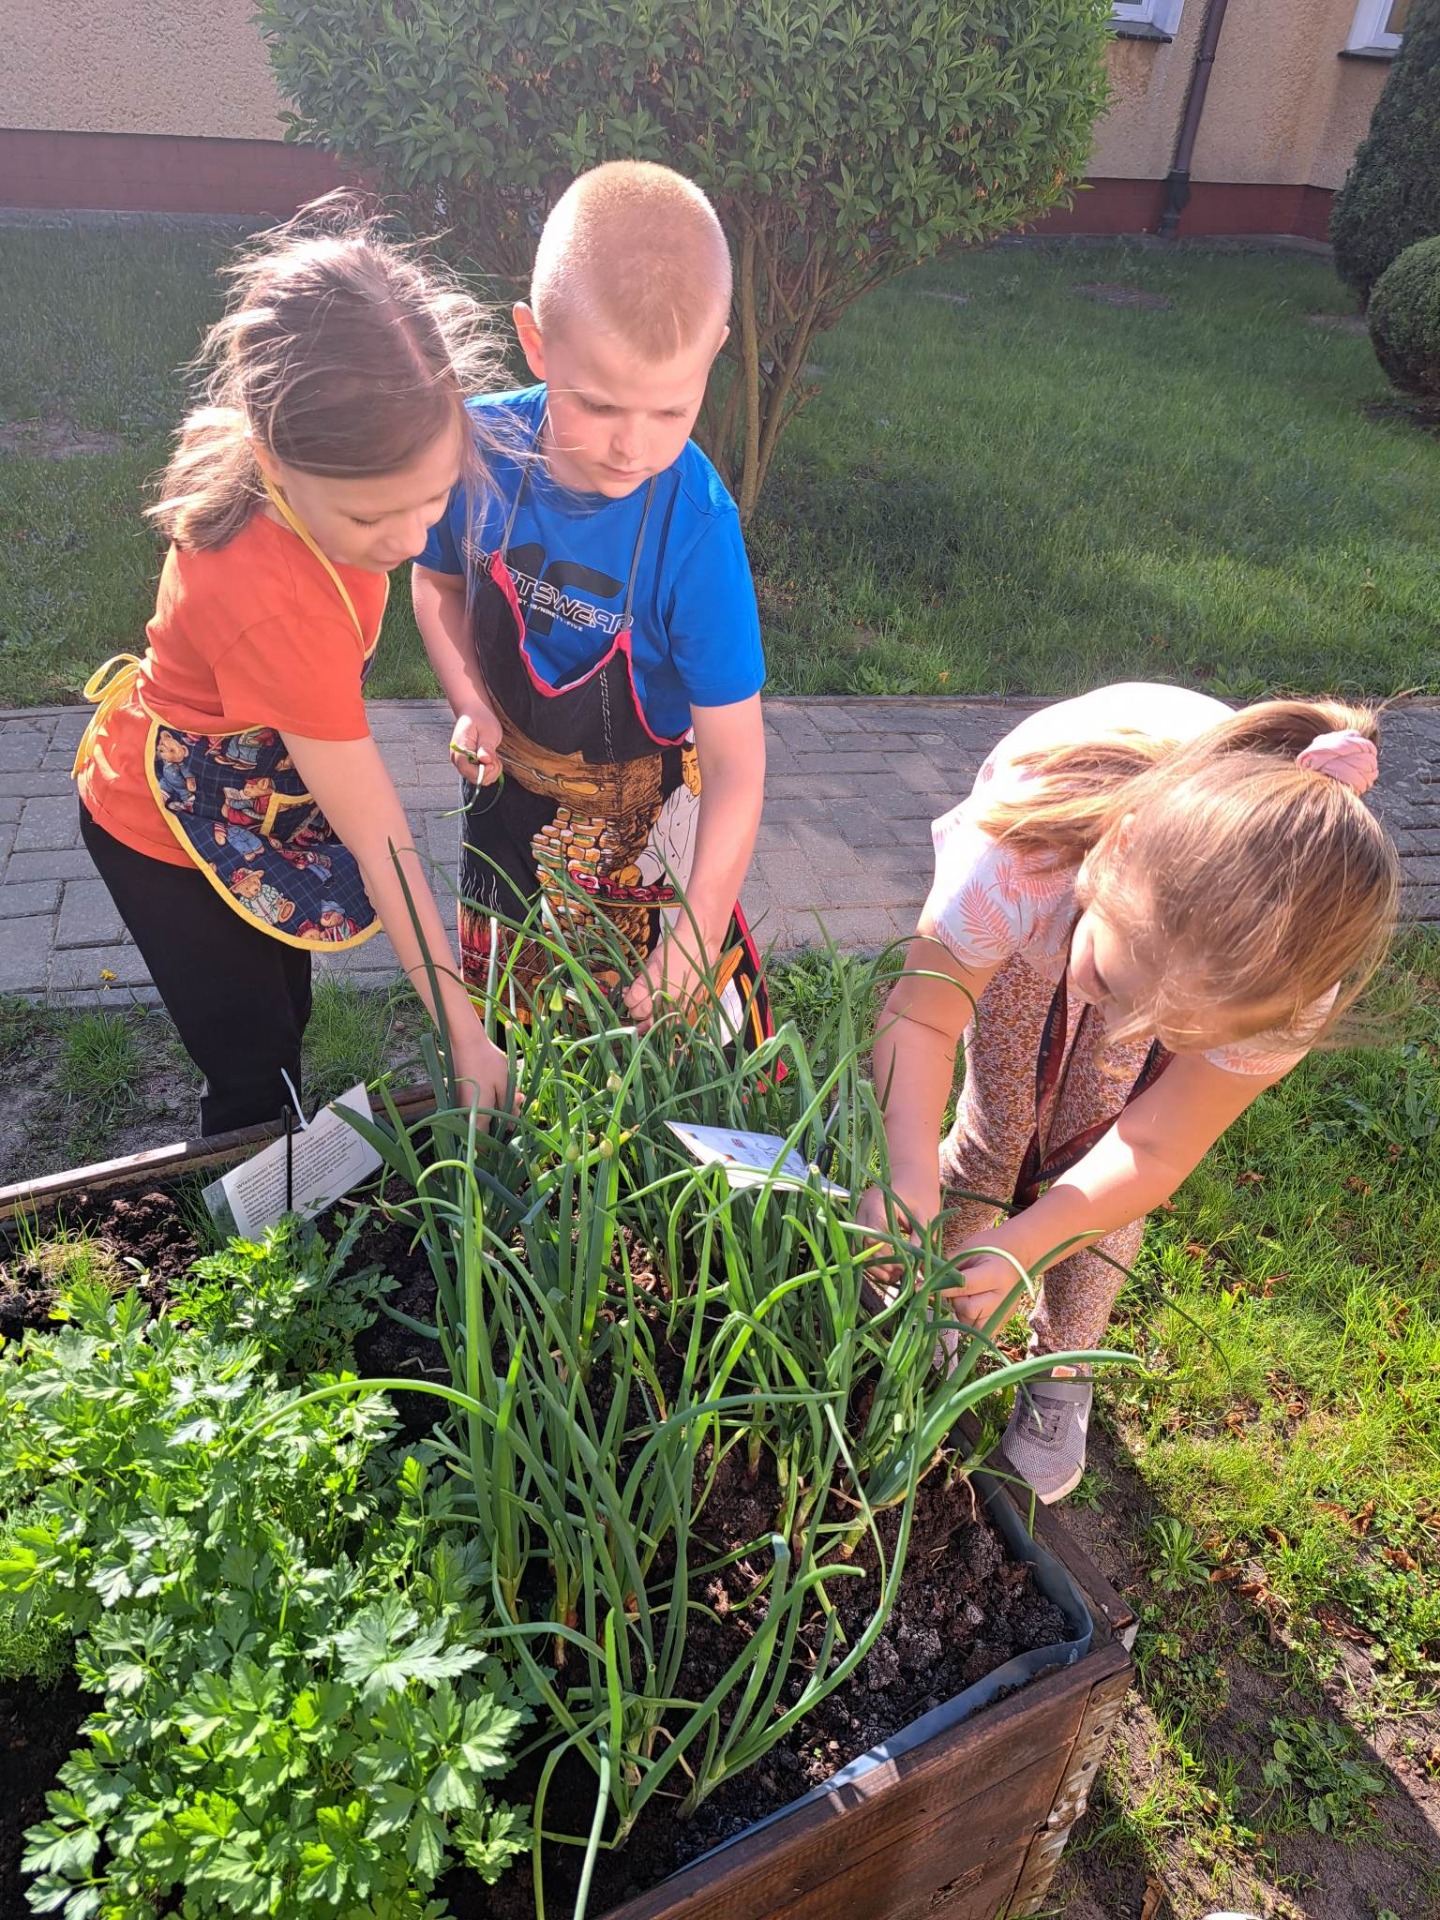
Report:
0,0,1396,231
4,0,285,140
1188,0,1388,189
1090,10,1210,181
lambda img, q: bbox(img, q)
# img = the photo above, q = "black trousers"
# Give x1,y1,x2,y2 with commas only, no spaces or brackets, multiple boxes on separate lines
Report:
79,802,312,1137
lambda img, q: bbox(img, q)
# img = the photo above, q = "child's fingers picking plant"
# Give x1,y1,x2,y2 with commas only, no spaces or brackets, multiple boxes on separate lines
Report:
449,710,503,788
854,1184,931,1292
623,927,710,1035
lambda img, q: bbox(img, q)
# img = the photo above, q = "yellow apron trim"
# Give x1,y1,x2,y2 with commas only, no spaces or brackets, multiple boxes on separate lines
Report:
258,787,322,837
72,654,145,780
78,497,388,952
140,715,380,954
261,477,389,657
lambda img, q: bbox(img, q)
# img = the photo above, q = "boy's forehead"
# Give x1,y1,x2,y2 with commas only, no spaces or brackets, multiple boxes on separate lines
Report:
545,320,720,405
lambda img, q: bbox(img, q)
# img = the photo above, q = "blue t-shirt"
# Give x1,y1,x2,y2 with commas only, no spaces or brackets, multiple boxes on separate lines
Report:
418,387,765,739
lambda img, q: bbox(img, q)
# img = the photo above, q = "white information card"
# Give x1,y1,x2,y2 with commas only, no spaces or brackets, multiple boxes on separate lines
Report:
202,1083,382,1239
666,1121,848,1199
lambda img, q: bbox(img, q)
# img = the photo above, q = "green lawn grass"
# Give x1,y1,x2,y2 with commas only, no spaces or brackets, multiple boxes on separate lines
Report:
1067,934,1440,1914
1109,930,1440,1712
2,228,1437,707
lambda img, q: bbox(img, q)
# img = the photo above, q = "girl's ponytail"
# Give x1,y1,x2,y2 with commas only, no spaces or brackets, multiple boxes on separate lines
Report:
977,692,1400,1051
150,406,263,549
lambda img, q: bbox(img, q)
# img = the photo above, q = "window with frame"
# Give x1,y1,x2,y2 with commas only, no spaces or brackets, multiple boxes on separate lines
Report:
1346,0,1410,51
1112,0,1186,33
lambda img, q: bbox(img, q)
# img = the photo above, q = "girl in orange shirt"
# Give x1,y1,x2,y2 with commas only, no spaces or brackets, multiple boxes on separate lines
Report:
74,198,510,1134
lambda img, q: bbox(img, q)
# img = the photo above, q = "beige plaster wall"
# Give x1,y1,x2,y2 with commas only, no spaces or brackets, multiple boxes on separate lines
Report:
2,0,286,140
1089,10,1207,181
1190,0,1390,187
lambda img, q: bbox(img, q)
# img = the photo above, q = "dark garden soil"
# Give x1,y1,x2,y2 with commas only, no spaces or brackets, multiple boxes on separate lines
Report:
0,1677,97,1920
3,1174,1079,1918
0,1185,201,1340
448,1457,1068,1920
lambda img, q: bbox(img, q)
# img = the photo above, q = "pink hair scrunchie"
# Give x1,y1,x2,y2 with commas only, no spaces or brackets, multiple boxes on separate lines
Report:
1296,727,1379,796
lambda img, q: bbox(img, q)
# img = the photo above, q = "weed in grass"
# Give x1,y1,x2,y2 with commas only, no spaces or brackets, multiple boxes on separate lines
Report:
1145,1518,1213,1594
1063,1464,1110,1512
55,1010,144,1123
1334,1562,1440,1701
301,978,425,1111
1260,1715,1387,1836
1084,1728,1259,1882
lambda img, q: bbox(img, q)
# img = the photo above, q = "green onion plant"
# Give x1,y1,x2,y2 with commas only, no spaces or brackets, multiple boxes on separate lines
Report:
314,871,1136,1915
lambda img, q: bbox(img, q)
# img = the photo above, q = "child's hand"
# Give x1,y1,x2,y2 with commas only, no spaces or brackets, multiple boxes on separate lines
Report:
940,1253,1028,1332
856,1183,933,1292
449,708,503,786
623,932,707,1033
451,1022,515,1119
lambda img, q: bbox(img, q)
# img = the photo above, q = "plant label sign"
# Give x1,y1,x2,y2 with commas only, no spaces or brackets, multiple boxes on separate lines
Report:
666,1121,848,1198
201,1084,382,1238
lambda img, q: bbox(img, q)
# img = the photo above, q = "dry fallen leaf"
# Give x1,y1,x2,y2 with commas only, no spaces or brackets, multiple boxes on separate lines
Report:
1314,1603,1374,1646
1383,1545,1420,1574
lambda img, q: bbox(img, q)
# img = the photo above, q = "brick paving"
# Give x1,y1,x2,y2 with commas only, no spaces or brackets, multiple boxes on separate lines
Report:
2,696,1437,1006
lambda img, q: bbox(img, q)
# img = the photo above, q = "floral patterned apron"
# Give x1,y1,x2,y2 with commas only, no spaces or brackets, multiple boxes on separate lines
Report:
1012,952,1172,1209
457,464,771,1047
73,484,385,951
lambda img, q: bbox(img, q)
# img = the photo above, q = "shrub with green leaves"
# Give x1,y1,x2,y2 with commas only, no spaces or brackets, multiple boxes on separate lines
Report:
1366,233,1440,400
0,1271,530,1916
256,0,1112,517
1331,0,1440,306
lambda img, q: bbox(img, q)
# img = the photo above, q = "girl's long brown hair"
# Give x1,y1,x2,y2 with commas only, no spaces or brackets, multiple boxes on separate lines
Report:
151,193,502,550
977,698,1401,1049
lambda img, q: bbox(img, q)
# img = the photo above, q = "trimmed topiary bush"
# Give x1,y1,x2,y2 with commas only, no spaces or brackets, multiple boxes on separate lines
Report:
1331,0,1440,307
256,0,1113,520
1366,233,1440,398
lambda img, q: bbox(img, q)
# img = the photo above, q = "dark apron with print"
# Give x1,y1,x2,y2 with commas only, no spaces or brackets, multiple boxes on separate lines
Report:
73,484,382,951
457,472,770,1047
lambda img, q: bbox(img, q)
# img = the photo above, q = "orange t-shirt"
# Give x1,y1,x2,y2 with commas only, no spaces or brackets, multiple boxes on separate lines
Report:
78,511,388,866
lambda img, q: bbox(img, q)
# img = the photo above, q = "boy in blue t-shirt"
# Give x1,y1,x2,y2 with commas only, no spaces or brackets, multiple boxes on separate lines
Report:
413,161,768,1042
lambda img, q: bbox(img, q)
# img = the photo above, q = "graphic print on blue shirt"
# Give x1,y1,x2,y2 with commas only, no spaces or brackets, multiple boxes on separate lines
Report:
417,386,765,740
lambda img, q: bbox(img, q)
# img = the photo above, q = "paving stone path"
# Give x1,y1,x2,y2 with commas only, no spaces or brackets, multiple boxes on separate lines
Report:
3,696,1438,1005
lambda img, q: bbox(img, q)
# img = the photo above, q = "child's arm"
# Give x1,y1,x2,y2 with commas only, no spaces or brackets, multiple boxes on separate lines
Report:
411,564,503,785
622,695,765,1030
941,1052,1285,1327
858,923,997,1246
279,728,510,1110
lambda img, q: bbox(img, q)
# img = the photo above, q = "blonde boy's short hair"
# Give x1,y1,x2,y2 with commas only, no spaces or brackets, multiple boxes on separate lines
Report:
532,162,733,360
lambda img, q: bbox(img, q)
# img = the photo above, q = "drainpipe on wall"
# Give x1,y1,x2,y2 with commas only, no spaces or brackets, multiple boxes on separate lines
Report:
1158,0,1233,238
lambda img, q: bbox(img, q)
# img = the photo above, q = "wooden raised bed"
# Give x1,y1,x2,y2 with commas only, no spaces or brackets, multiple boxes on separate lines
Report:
594,1485,1133,1920
0,1114,1135,1920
